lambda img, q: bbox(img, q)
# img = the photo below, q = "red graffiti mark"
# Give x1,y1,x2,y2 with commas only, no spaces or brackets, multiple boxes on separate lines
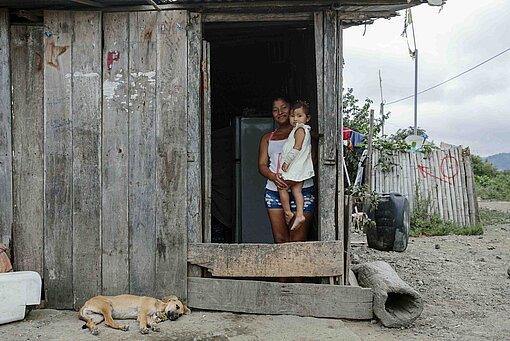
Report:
418,156,458,186
440,155,459,179
107,51,120,70
417,164,452,185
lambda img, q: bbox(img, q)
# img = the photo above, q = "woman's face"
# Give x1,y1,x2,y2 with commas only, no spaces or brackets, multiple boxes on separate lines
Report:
271,99,290,126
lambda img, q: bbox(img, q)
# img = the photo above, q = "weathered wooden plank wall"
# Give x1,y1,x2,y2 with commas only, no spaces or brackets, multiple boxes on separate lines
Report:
5,9,191,308
315,11,339,242
372,146,479,226
0,9,12,246
71,11,102,308
102,12,130,296
186,12,202,278
11,26,44,275
44,10,74,309
128,11,158,297
154,10,189,299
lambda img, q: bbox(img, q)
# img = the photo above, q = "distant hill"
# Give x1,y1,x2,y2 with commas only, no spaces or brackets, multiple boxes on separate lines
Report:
486,153,510,171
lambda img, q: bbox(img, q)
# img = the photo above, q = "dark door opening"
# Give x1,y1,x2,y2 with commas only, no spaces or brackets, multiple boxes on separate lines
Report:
205,21,318,243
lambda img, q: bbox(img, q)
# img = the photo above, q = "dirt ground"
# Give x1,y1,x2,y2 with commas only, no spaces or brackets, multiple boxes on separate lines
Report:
1,201,509,341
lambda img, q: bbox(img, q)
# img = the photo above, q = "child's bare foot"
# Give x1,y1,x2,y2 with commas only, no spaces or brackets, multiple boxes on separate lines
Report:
284,211,295,225
290,215,306,231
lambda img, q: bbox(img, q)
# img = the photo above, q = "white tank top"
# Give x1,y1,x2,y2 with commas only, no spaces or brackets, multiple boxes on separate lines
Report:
265,133,314,191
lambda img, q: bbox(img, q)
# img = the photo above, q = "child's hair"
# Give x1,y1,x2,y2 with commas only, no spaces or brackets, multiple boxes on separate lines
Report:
291,100,310,117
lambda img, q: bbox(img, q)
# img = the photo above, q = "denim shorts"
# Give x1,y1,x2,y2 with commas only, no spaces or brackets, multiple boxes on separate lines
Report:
264,186,315,213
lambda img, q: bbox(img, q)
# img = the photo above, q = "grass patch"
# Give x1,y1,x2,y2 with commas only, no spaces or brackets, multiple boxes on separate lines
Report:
479,208,510,226
410,213,483,237
410,189,483,237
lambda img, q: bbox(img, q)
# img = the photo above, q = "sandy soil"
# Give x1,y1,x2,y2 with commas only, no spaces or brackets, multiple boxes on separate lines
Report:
345,200,510,340
1,201,509,341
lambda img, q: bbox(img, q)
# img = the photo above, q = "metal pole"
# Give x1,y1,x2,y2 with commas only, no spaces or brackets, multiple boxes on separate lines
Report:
379,70,384,136
414,48,418,135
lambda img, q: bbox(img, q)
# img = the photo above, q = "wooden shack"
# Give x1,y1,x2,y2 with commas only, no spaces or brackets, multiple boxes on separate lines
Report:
0,0,426,318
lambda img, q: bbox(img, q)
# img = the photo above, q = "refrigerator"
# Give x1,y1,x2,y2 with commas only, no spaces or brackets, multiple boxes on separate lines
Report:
234,116,275,243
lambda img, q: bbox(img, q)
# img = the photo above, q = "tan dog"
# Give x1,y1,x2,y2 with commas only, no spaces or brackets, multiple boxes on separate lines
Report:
79,294,191,335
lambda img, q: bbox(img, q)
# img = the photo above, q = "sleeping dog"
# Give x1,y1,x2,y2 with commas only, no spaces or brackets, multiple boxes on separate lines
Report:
79,294,190,335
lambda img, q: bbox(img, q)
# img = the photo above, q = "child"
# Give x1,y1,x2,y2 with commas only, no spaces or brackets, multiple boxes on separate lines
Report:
279,100,315,231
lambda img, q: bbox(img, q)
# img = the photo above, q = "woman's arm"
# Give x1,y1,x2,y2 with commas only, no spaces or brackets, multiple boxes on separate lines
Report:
258,133,288,189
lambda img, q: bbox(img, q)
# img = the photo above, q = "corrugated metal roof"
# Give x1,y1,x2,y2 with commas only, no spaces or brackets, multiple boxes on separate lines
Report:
0,0,422,11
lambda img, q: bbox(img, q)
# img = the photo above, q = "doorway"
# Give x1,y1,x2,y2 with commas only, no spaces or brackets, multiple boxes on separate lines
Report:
204,21,318,243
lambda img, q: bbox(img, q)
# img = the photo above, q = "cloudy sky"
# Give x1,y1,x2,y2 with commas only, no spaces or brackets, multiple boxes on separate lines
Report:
343,0,510,157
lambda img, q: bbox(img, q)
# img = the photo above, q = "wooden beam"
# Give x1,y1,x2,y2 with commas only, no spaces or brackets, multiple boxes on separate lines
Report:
188,277,373,320
188,241,343,277
71,0,106,8
203,13,312,23
146,0,161,11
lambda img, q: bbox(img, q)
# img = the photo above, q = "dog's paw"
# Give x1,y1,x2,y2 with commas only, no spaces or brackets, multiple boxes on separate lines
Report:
140,327,150,334
91,328,99,336
121,324,129,331
151,325,160,332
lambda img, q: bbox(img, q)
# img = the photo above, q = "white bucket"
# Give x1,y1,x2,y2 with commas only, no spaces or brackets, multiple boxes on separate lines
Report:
0,271,41,324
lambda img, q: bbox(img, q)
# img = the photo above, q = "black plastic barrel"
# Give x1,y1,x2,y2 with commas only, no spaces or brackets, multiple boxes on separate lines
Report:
366,193,410,252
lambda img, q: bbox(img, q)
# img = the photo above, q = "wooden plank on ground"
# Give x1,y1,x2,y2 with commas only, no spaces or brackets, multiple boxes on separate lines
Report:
0,9,12,246
11,25,44,275
101,12,130,296
71,11,102,308
186,12,202,278
202,40,212,243
128,11,158,296
188,241,343,277
188,277,373,320
154,10,188,300
43,10,74,309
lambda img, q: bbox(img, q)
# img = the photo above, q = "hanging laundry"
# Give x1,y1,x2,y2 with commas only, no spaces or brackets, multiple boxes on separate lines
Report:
343,127,353,141
351,131,366,149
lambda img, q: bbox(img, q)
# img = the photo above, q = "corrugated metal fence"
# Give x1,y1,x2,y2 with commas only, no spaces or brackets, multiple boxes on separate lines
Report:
371,145,480,226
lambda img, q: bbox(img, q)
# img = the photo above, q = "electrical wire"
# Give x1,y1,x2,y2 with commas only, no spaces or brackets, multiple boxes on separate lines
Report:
385,46,510,105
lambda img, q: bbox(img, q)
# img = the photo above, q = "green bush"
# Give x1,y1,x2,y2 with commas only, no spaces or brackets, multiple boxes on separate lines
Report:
410,188,483,237
475,172,510,200
471,154,510,201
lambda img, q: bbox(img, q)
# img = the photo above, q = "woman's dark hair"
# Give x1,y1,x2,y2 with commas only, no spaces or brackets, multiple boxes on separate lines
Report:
291,100,310,116
271,95,291,109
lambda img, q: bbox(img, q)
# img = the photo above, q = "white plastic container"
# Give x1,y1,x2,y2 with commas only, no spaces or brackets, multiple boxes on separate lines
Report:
0,271,42,324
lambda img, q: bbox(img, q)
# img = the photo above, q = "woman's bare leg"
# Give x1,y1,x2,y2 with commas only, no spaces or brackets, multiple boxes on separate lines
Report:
278,188,294,225
267,208,289,243
290,181,305,231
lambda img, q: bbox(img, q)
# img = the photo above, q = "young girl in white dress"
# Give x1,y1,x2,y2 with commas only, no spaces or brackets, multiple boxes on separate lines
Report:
279,101,315,231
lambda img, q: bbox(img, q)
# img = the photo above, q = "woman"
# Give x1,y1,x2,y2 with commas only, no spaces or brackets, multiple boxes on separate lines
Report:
258,97,316,244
